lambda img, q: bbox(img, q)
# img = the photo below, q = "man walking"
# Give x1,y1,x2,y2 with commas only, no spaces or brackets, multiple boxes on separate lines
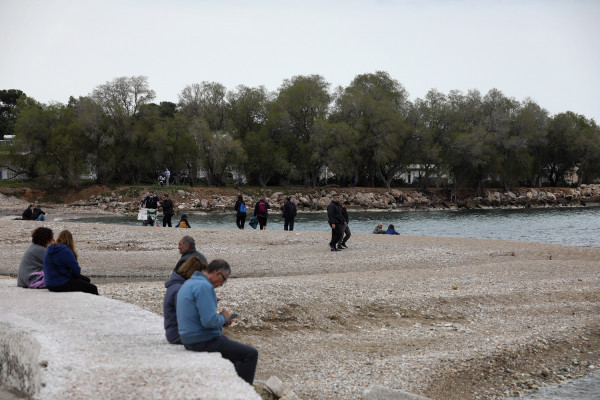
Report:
282,196,297,231
327,194,345,251
160,194,175,227
177,259,259,384
140,190,160,226
337,200,351,248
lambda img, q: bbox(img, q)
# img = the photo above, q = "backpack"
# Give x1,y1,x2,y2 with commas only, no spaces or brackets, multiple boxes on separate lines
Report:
179,220,188,228
239,202,247,214
258,202,267,214
27,271,46,289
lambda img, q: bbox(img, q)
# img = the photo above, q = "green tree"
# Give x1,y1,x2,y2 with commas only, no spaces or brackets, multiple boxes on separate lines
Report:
227,85,270,140
0,89,25,139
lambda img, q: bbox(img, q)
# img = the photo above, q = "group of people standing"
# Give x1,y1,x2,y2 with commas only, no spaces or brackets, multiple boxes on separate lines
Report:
140,191,190,228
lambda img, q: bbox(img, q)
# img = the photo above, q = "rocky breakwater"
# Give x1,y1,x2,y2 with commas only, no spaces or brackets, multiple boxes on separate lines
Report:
78,184,600,215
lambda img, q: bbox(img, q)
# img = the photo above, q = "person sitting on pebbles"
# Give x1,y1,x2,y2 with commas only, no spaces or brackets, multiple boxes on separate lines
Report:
385,224,400,235
373,222,386,234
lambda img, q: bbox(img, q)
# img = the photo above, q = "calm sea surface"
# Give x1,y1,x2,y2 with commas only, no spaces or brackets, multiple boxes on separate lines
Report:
63,206,600,248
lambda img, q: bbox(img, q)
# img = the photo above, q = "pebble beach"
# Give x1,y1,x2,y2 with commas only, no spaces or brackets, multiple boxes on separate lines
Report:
1,201,599,399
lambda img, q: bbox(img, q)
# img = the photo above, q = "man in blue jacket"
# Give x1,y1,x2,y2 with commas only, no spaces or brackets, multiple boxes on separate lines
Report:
177,259,258,384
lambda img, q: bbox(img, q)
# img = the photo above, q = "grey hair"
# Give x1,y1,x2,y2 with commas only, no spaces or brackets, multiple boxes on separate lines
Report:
181,235,196,250
206,259,231,275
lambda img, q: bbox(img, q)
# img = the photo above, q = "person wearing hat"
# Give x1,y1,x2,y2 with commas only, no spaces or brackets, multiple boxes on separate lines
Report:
327,194,345,251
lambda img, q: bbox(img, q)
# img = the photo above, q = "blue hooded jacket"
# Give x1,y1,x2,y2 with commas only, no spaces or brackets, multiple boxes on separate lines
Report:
43,244,81,287
163,270,185,344
176,271,226,344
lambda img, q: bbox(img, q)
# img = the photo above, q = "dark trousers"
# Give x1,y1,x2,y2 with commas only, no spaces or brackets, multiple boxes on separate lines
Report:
338,225,351,245
47,276,98,295
284,217,295,231
329,223,345,247
184,335,258,384
257,216,267,230
236,215,246,229
163,213,173,227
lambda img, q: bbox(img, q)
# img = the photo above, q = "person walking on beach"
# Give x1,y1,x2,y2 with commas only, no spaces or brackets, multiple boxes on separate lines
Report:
160,194,175,227
254,197,270,230
140,190,160,226
174,235,208,273
327,194,345,251
234,195,247,229
282,196,297,231
177,259,258,384
337,201,351,248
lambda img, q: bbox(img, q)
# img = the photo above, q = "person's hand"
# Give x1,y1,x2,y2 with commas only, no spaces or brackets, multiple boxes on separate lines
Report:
221,309,231,326
331,224,336,229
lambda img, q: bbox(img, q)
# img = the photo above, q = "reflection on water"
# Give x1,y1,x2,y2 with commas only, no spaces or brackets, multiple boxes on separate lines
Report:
63,207,600,247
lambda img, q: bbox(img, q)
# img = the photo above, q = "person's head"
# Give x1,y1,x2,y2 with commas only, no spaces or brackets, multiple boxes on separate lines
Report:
181,214,188,220
177,256,207,279
343,201,350,208
28,203,33,209
56,230,77,259
332,194,339,202
388,224,394,230
238,194,243,202
286,196,291,201
178,235,195,254
163,193,169,200
377,222,383,229
204,259,231,288
31,227,53,247
148,190,154,196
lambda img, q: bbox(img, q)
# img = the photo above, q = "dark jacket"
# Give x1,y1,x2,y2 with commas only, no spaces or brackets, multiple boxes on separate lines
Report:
234,200,247,216
22,207,33,220
327,200,344,225
43,244,82,287
282,200,297,219
173,249,208,273
341,207,349,223
31,207,45,220
254,200,270,217
141,195,160,209
161,199,174,216
163,271,185,344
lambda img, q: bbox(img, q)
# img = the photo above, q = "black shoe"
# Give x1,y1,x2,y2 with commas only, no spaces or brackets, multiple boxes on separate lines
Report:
340,243,348,249
337,245,345,250
330,245,338,251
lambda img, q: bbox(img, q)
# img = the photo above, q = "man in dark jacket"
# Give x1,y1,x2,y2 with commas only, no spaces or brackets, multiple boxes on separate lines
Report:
327,194,345,251
254,197,270,230
174,236,208,273
337,200,351,248
140,190,160,226
282,197,297,231
160,194,175,227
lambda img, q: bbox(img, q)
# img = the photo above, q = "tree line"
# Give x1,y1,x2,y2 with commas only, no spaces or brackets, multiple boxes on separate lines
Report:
1,72,599,194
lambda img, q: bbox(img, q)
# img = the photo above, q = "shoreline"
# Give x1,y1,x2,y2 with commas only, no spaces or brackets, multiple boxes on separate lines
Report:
1,219,598,399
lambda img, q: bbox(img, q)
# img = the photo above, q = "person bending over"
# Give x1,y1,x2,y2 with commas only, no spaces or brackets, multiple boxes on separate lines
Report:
177,259,258,384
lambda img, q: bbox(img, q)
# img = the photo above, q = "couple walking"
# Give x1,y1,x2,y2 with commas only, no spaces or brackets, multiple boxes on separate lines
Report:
327,194,351,251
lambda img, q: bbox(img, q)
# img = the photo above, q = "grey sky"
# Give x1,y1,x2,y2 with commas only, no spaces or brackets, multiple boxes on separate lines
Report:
1,0,599,122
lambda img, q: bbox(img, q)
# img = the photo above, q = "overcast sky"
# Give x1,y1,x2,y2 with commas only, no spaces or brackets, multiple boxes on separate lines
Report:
1,0,599,122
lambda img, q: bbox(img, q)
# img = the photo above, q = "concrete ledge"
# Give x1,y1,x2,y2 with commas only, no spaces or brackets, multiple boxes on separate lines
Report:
0,280,260,399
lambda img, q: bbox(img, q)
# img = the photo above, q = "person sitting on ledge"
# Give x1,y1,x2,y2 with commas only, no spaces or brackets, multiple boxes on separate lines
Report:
17,227,54,288
163,256,208,344
177,259,258,384
43,230,98,295
373,222,386,234
386,224,400,235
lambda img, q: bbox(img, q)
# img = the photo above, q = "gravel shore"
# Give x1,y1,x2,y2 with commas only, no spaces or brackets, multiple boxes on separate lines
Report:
1,210,598,399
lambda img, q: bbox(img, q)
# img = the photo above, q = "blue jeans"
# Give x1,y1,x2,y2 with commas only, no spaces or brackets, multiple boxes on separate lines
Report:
184,335,258,384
